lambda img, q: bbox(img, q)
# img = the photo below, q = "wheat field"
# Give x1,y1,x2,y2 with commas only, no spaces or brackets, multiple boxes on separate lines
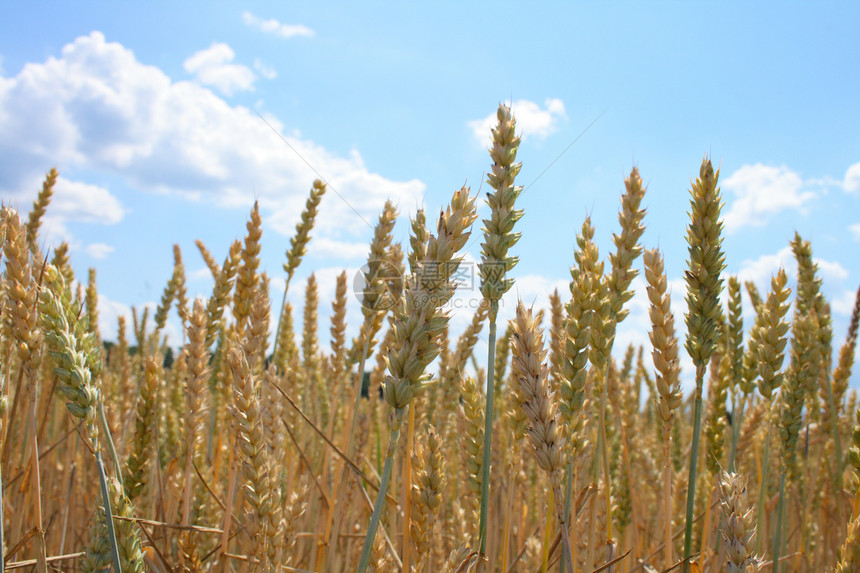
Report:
0,104,858,572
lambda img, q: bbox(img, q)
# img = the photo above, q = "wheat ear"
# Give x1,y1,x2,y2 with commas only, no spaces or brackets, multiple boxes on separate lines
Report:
726,276,745,472
273,179,327,357
358,185,477,572
644,247,682,570
748,268,791,557
25,167,57,258
719,471,759,573
510,301,574,569
477,103,524,560
323,201,400,569
680,157,725,572
40,264,123,573
412,424,447,572
3,210,50,573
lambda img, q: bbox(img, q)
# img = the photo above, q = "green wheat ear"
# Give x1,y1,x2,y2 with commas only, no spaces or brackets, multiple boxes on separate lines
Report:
681,156,725,573
479,103,524,305
477,103,525,561
39,264,125,573
684,157,726,382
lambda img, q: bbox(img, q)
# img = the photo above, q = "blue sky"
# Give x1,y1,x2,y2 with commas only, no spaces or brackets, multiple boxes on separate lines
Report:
1,2,858,388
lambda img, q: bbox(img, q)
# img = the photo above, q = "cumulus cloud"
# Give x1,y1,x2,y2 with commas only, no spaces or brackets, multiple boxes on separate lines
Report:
736,246,848,288
816,258,850,280
498,273,569,323
722,164,816,233
51,177,125,224
242,12,314,38
44,177,125,243
184,43,256,96
850,223,860,241
98,293,183,346
189,266,216,282
832,288,859,317
307,237,369,259
736,246,795,288
845,162,860,193
732,246,850,325
85,242,114,259
3,174,125,247
0,32,423,241
253,58,277,80
469,98,567,143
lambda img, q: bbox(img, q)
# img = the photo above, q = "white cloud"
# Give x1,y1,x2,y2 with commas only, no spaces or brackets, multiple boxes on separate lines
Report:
184,43,256,96
51,177,125,224
733,246,849,323
816,258,849,280
805,175,841,189
85,242,114,259
4,175,125,246
0,32,424,241
850,223,860,241
97,294,182,347
832,288,859,317
722,164,816,232
498,273,569,324
307,237,368,259
190,266,216,281
253,58,277,80
844,162,860,193
242,12,314,38
43,177,125,244
736,246,795,288
468,98,567,143
97,293,130,342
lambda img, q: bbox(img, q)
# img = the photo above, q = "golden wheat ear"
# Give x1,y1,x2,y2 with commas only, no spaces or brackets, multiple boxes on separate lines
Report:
718,471,757,571
510,301,574,569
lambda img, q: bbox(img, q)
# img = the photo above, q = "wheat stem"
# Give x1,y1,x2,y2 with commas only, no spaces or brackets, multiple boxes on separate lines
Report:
561,461,574,573
402,403,416,572
98,399,123,490
478,298,499,555
728,395,745,473
95,449,122,573
683,375,705,570
755,428,770,556
772,472,786,573
358,423,402,572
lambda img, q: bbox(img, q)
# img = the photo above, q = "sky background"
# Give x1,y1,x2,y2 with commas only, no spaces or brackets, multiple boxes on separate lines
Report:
1,2,858,390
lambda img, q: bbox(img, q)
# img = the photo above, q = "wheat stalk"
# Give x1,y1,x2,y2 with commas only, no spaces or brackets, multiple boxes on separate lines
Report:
477,103,525,562
681,157,725,572
358,185,477,572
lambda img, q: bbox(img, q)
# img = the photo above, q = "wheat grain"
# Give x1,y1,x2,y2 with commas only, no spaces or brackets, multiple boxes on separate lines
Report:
719,471,759,572
510,301,574,568
25,167,57,257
